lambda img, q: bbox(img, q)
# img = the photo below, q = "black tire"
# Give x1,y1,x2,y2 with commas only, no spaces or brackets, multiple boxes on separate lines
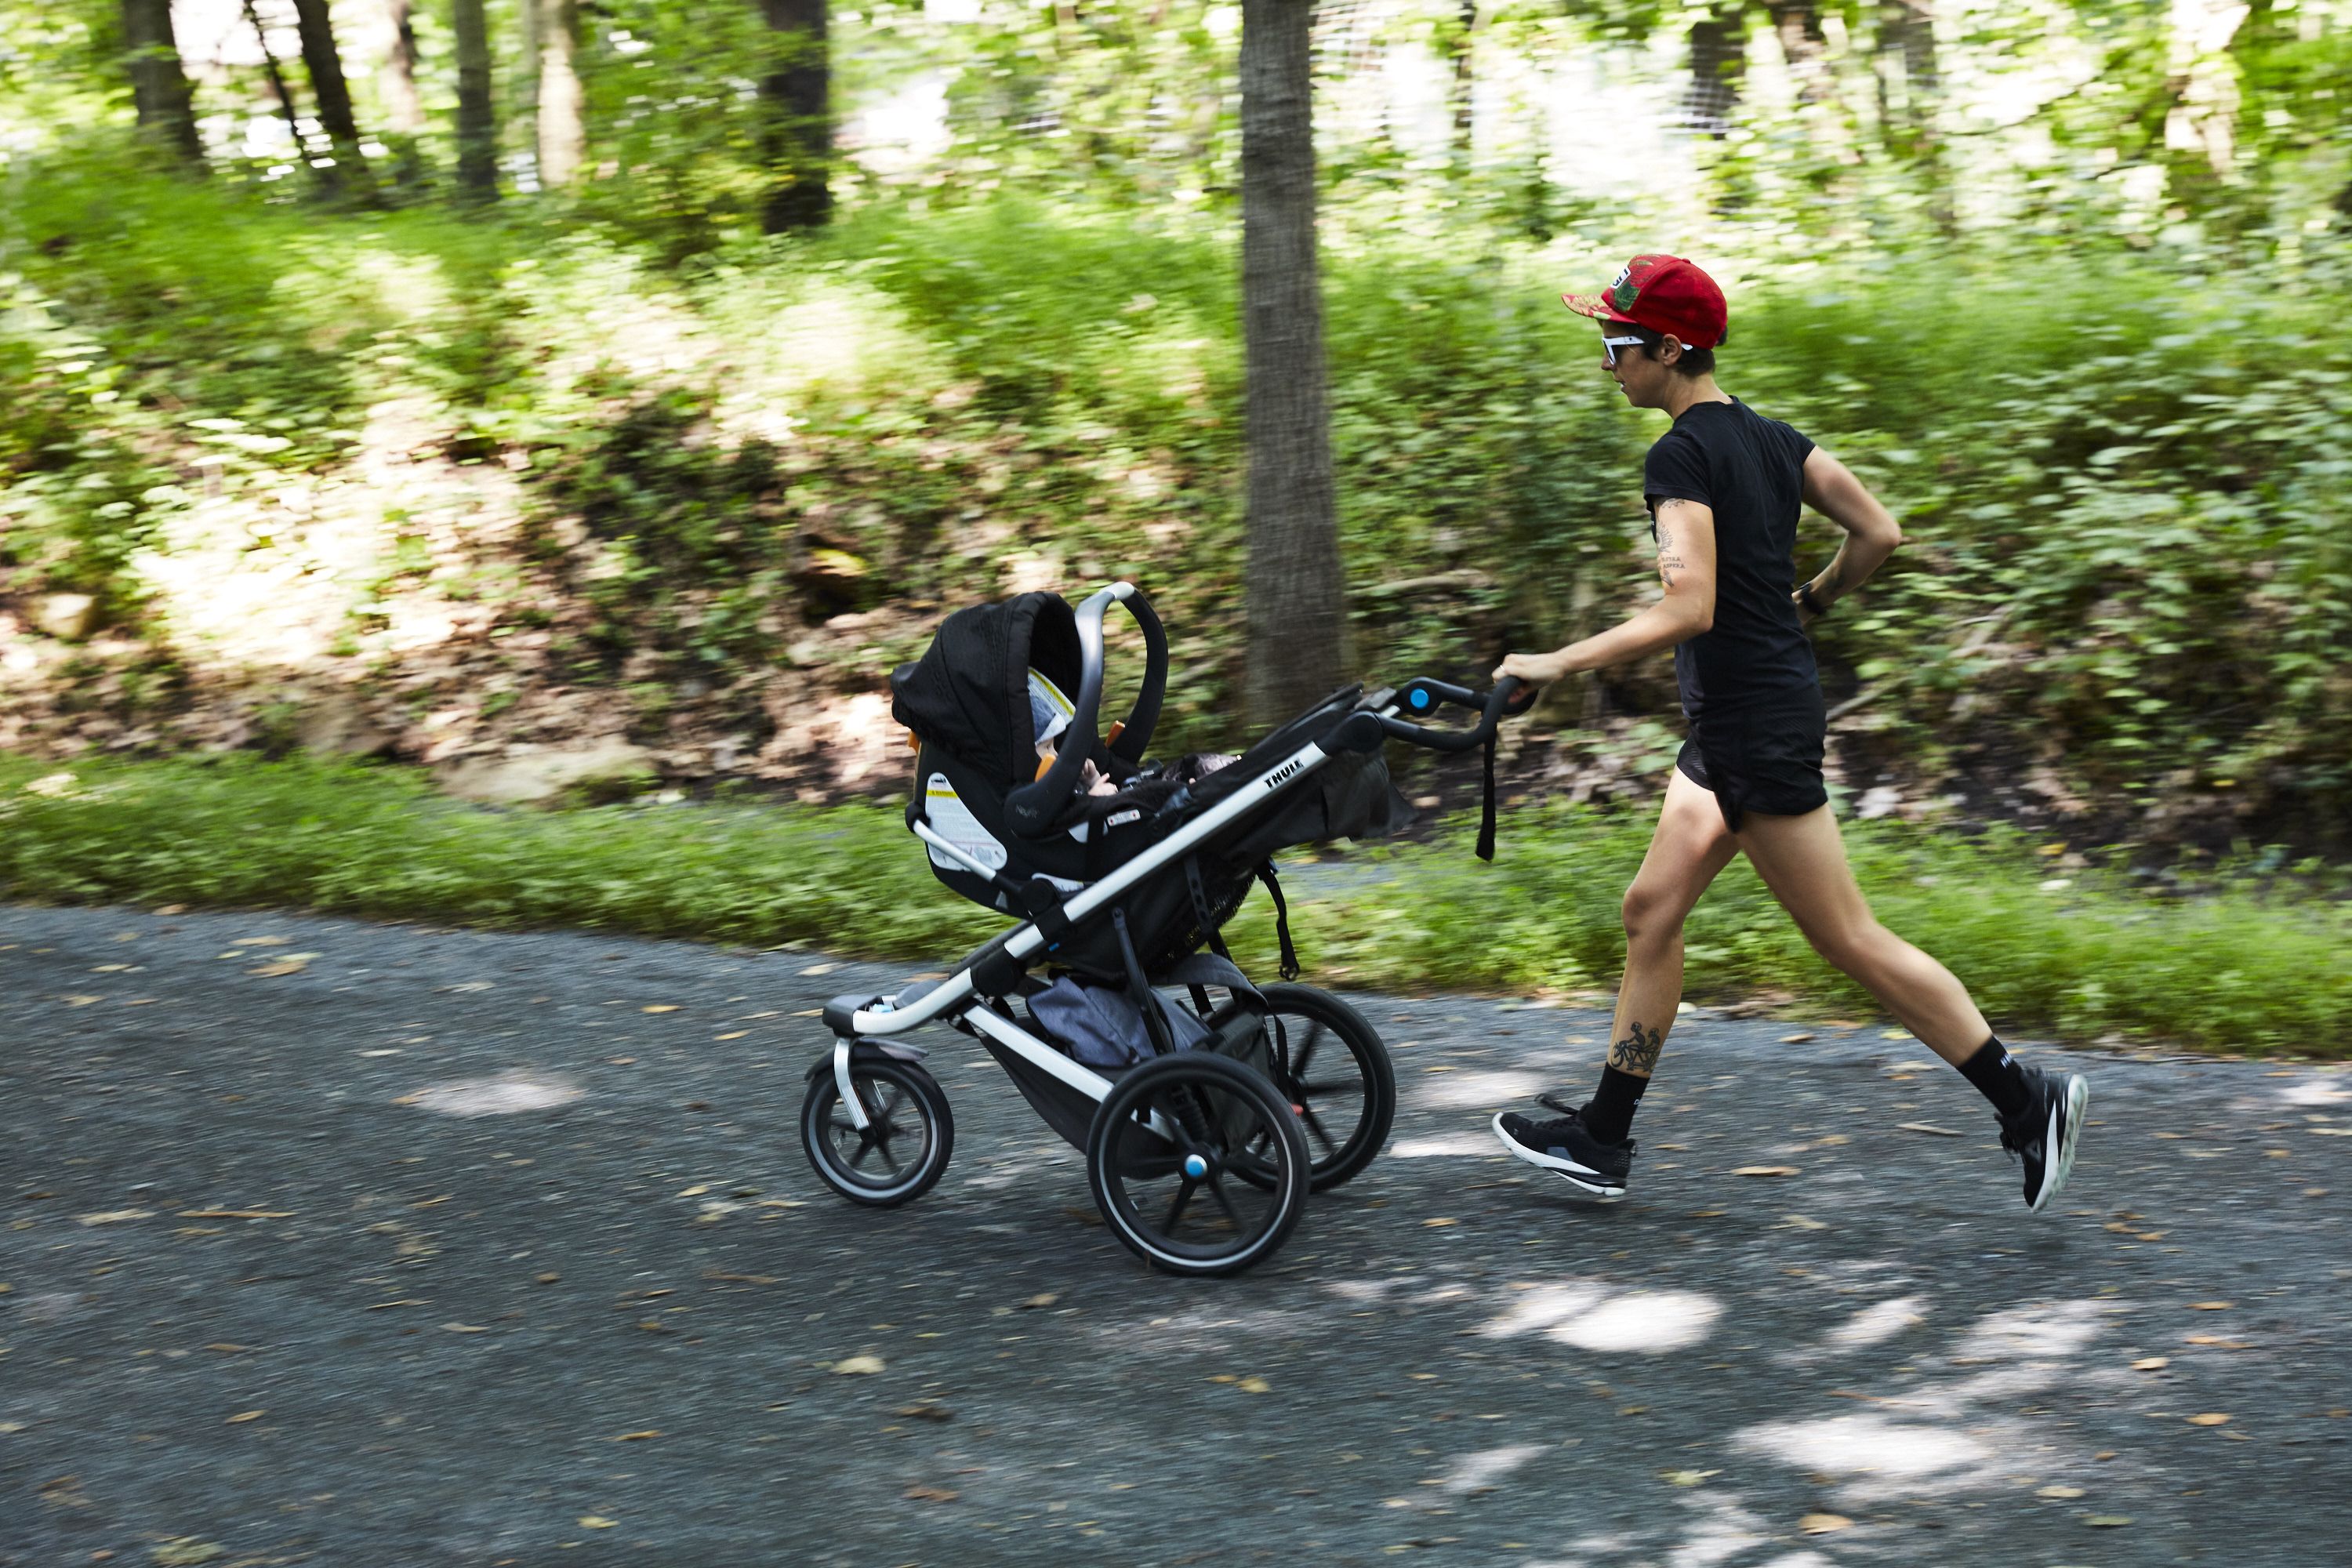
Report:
1086,1052,1308,1278
800,1054,954,1208
1254,983,1396,1192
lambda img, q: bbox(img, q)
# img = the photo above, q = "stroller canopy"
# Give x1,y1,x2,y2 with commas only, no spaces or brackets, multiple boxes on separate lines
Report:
891,592,1084,787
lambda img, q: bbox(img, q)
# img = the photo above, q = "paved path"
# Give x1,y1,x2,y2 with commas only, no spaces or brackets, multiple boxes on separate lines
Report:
3,904,2347,1566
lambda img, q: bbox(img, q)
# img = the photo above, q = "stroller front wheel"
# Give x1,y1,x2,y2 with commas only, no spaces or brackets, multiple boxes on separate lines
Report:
800,1054,955,1208
1086,1052,1309,1277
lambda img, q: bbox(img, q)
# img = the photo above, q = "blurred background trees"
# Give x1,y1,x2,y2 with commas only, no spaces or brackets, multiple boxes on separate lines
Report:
2,0,2350,849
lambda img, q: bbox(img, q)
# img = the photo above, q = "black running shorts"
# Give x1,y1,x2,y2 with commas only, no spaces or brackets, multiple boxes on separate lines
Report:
1675,688,1829,832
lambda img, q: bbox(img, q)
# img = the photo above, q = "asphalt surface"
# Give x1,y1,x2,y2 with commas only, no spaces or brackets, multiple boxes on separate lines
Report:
4,902,2348,1567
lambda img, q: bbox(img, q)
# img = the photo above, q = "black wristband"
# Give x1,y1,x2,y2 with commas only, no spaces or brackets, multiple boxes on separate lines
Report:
1797,581,1828,618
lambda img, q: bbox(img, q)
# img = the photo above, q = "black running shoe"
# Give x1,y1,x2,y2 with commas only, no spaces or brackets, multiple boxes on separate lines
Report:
2000,1065,2089,1213
1491,1094,1635,1200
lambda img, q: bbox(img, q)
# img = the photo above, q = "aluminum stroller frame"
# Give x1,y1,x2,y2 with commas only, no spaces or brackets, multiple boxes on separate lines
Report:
800,583,1533,1276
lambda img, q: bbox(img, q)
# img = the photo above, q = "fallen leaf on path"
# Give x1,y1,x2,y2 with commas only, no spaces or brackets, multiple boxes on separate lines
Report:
535,1272,561,1284
441,1323,490,1334
902,1485,957,1502
2132,1357,2169,1370
61,995,103,1007
677,1185,710,1197
1780,1214,1828,1230
2085,1515,2134,1527
798,964,837,977
641,1004,678,1014
1237,1376,1272,1393
225,1410,264,1424
178,1209,293,1220
247,957,311,977
2187,1413,2232,1426
2038,1485,2085,1499
1799,1513,1853,1534
1896,1123,1965,1138
715,1030,748,1040
1424,1218,1459,1228
614,1430,661,1441
1660,1469,1717,1487
1733,1167,1800,1178
578,1515,617,1529
2190,1301,2234,1310
365,1299,430,1310
895,1403,954,1422
1777,1033,1815,1044
231,936,290,946
151,1541,225,1566
1020,1292,1059,1308
78,1209,153,1225
832,1355,886,1375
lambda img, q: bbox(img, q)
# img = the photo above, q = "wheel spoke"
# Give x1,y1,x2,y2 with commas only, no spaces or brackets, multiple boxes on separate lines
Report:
874,1085,909,1123
1164,1175,1197,1232
872,1135,904,1177
1299,1105,1340,1156
1290,1022,1326,1078
848,1129,880,1170
1205,1174,1245,1228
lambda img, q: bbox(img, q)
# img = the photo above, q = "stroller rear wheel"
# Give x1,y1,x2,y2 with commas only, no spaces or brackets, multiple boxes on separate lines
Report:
1087,1053,1308,1278
800,1055,955,1208
1251,983,1396,1192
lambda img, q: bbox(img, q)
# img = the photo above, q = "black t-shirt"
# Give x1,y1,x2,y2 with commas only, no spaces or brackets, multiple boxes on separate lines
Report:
1642,398,1818,718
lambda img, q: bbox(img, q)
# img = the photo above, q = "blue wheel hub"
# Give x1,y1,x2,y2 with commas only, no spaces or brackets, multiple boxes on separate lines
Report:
1182,1152,1210,1179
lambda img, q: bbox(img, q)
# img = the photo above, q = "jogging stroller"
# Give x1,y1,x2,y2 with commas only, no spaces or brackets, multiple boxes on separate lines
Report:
798,583,1533,1276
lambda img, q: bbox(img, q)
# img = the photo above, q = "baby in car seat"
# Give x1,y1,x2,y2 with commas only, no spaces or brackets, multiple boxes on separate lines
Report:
1029,668,1236,804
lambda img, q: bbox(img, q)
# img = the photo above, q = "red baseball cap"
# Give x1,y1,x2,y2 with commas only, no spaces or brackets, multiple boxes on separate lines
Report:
1563,254,1728,350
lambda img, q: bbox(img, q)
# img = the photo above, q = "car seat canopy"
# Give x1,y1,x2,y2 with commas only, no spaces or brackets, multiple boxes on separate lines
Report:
890,591,1086,787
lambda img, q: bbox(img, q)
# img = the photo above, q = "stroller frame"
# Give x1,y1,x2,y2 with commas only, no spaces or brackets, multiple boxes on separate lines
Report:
804,583,1532,1276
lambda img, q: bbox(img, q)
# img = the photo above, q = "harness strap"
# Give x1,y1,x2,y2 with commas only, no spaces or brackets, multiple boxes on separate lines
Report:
1475,726,1499,862
1257,860,1300,981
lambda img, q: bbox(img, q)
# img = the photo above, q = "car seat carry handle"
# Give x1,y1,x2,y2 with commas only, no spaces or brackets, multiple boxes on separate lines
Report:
1004,583,1167,839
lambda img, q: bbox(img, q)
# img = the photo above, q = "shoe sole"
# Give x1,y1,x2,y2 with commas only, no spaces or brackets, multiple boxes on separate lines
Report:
1490,1113,1628,1202
2028,1075,2089,1214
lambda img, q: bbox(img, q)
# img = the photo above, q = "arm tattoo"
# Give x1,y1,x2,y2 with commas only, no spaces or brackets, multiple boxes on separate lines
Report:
1609,1022,1665,1076
1656,521,1686,590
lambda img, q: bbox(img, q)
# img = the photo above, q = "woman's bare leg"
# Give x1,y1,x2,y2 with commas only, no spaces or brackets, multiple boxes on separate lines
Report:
1732,804,1989,1064
1606,768,1744,1080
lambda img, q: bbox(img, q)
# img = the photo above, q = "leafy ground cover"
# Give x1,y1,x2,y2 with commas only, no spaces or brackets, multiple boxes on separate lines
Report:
3,753,2343,1059
5,165,2352,848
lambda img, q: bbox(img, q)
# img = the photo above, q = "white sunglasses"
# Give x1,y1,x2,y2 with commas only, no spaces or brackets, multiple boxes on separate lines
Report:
1601,332,1651,366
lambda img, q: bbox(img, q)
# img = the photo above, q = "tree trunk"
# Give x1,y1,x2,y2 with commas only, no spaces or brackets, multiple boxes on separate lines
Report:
239,0,306,158
1679,3,1746,137
452,0,498,200
535,0,586,188
381,0,423,132
289,0,376,194
1240,0,1345,731
1876,0,1949,230
120,0,205,169
1769,0,1835,107
1444,0,1477,165
760,0,833,231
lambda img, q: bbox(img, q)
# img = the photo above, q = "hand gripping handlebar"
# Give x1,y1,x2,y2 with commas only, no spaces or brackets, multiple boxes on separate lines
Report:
1003,583,1168,840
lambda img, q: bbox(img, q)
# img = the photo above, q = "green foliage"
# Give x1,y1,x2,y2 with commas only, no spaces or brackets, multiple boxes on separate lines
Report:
1,752,2344,1058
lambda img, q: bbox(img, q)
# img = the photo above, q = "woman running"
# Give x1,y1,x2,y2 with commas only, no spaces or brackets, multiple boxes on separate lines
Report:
1489,254,2087,1213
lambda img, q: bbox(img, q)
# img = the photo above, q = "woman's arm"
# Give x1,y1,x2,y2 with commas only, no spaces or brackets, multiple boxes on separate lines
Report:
1793,447,1902,622
1495,499,1718,685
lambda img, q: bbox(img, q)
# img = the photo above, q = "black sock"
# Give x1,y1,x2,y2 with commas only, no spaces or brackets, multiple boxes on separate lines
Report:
1580,1065,1650,1145
1955,1035,2032,1120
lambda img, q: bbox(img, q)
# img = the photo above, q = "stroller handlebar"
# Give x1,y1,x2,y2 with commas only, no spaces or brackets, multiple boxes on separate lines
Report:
1004,582,1167,840
1373,674,1538,753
